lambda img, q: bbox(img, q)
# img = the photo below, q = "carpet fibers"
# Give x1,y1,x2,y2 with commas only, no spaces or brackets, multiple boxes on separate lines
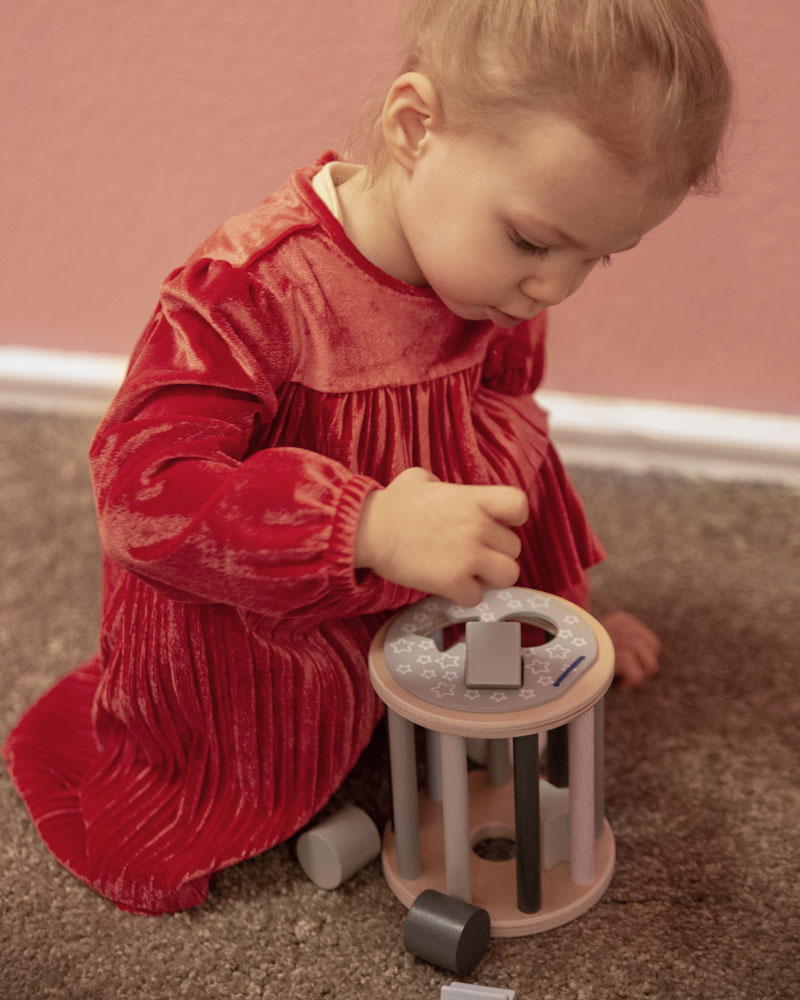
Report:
1,411,798,1000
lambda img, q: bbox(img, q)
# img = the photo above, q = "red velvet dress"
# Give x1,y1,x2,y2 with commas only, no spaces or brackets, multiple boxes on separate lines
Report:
3,153,604,914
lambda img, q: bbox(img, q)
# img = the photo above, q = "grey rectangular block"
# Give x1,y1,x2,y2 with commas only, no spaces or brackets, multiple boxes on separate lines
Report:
441,983,516,1000
464,620,522,689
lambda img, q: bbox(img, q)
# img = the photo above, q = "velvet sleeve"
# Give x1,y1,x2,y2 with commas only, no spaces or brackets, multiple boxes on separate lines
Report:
90,258,418,620
481,312,548,395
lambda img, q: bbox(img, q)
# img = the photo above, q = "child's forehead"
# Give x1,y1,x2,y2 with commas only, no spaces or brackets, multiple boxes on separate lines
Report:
494,109,616,163
464,112,632,197
455,109,618,173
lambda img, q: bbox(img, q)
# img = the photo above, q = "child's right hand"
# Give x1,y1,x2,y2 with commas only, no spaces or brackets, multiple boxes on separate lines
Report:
354,467,529,607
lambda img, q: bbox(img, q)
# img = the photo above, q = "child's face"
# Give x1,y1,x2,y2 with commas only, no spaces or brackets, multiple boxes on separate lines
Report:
393,110,683,326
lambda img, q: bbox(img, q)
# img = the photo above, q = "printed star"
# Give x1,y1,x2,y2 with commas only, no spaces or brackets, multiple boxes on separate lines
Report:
421,669,436,680
524,660,550,675
436,651,461,669
397,663,413,674
544,644,571,659
444,670,459,681
413,611,434,626
390,638,415,653
418,654,433,665
537,676,553,686
490,691,508,702
527,594,552,610
464,689,481,700
400,622,417,634
572,637,588,648
432,682,456,698
518,688,536,700
563,615,579,625
559,629,575,640
418,638,436,650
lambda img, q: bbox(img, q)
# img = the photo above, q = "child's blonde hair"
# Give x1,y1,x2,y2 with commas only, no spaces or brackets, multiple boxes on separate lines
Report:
352,0,732,196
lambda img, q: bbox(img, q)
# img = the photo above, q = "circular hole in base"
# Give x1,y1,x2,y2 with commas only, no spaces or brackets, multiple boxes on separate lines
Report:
472,837,517,862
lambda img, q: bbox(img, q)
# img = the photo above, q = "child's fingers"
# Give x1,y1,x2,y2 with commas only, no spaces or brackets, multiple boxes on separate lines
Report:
614,651,644,691
483,520,523,560
627,615,661,657
442,576,486,609
603,611,661,655
634,639,660,679
475,485,529,526
476,550,522,591
641,625,662,658
616,647,656,690
600,611,662,690
434,547,520,606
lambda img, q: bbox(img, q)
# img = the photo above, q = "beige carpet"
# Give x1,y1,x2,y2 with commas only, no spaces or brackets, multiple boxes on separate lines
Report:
1,410,798,1000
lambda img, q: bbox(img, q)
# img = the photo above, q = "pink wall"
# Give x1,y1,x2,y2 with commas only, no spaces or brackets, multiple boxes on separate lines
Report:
2,0,798,414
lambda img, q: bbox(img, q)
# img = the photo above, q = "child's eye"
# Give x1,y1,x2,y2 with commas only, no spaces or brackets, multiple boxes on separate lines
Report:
509,231,549,257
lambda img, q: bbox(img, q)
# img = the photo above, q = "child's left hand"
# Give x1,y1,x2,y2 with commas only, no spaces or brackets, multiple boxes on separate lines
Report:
599,610,661,691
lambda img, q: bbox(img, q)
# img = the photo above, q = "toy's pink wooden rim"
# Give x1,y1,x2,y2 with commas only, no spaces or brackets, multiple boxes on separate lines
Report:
369,595,615,738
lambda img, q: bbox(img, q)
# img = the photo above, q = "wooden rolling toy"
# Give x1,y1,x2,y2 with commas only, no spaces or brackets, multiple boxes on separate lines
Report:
367,587,616,939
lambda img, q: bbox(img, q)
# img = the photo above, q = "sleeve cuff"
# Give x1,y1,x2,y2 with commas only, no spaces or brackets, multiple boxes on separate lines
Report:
326,474,383,592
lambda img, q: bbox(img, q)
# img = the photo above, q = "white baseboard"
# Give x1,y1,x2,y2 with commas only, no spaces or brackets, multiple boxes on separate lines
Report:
2,346,799,486
537,390,800,486
0,346,129,415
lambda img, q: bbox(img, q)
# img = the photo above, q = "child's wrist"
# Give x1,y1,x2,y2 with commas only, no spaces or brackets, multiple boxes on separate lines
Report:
353,489,382,570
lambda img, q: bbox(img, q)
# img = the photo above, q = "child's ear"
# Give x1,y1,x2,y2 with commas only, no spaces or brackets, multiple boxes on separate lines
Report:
382,72,442,170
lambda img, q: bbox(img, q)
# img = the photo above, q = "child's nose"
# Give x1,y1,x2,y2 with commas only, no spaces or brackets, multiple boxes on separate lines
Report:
519,265,577,307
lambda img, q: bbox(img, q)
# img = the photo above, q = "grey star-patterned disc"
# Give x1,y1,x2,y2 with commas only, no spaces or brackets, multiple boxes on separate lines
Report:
383,588,598,713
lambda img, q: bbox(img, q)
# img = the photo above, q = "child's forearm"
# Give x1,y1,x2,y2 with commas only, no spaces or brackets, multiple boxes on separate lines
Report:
93,416,412,618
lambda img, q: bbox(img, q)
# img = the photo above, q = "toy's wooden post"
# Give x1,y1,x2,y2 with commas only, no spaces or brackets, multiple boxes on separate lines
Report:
388,708,421,879
440,732,472,901
512,733,542,913
487,738,510,787
547,724,569,787
568,709,595,885
426,728,443,802
594,699,605,839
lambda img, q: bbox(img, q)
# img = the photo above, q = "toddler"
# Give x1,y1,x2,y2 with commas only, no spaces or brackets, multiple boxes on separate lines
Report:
4,0,731,914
